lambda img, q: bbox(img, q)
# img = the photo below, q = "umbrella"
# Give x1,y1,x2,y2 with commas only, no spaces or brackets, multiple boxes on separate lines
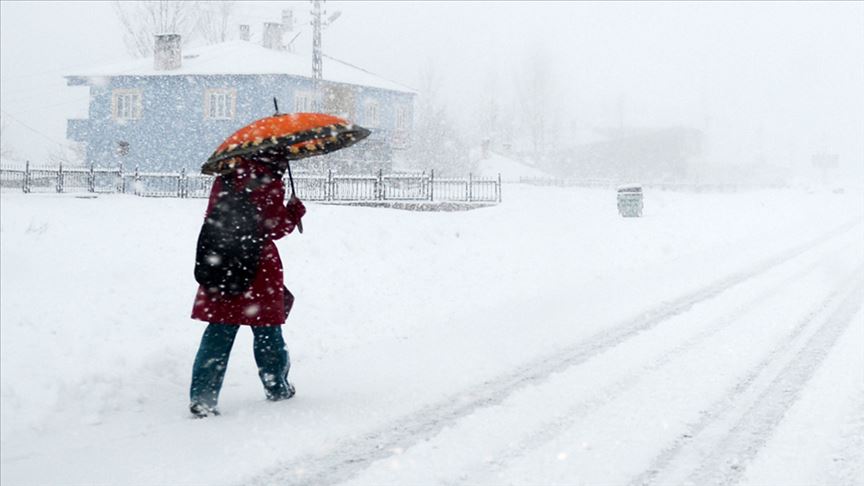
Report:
202,99,371,234
201,99,371,177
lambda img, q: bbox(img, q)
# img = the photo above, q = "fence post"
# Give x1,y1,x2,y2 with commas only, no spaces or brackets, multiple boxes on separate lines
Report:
429,169,434,202
118,164,125,193
498,173,502,203
88,163,96,193
327,169,333,201
133,166,140,196
467,173,473,202
56,162,63,193
23,160,30,193
179,167,187,198
377,168,384,200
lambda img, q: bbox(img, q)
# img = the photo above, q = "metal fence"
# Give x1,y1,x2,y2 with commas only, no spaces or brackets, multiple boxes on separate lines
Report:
330,174,380,201
383,174,430,201
0,163,125,194
0,163,502,203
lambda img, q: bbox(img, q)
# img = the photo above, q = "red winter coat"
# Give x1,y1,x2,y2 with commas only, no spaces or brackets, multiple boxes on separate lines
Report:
191,159,301,326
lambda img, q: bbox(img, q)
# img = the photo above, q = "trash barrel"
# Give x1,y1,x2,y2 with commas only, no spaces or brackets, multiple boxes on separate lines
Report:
617,184,643,217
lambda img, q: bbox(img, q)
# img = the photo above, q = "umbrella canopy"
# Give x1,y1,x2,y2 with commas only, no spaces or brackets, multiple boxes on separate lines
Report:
202,112,371,175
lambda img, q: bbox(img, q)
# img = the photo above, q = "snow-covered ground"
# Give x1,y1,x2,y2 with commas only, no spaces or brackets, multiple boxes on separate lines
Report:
1,185,862,486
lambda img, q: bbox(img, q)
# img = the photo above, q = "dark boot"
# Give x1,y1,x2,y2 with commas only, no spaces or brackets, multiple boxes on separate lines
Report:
189,323,240,415
266,382,296,402
189,402,221,418
251,325,294,401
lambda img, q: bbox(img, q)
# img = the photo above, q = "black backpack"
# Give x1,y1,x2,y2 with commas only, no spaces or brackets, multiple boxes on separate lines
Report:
194,175,264,295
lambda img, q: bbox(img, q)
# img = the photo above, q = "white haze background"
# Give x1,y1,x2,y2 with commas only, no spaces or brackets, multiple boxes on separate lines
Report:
3,3,864,484
1,0,863,185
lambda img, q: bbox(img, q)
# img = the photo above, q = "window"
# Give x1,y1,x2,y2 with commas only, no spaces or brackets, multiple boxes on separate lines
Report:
365,101,379,127
294,91,316,112
112,89,142,121
395,105,409,130
205,88,236,120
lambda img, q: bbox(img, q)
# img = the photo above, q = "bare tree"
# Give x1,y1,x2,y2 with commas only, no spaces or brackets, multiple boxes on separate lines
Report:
408,62,471,176
195,1,236,45
476,64,518,158
515,48,557,157
0,117,15,161
113,1,200,58
478,68,500,151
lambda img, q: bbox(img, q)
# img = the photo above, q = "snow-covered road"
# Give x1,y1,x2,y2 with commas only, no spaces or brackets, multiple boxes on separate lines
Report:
258,217,864,486
1,186,862,485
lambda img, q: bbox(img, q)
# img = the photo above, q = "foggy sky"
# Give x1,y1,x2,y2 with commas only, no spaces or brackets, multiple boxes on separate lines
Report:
1,1,862,183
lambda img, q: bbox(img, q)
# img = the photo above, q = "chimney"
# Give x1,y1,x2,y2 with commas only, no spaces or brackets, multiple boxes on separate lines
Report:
282,9,294,32
154,33,181,71
239,24,250,41
262,22,284,50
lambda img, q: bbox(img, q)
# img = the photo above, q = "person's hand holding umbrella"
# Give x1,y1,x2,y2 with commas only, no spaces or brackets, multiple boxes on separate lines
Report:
273,156,307,233
285,194,306,234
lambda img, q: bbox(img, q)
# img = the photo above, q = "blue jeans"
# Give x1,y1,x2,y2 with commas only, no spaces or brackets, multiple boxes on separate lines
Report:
190,323,292,408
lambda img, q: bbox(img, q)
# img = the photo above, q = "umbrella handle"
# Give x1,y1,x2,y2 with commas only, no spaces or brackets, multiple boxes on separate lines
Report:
285,161,303,234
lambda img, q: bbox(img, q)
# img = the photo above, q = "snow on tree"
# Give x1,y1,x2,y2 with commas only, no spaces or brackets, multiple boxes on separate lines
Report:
112,0,201,58
407,62,471,176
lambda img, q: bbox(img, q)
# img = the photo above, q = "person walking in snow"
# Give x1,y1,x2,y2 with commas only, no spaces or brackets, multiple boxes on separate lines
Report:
189,157,305,418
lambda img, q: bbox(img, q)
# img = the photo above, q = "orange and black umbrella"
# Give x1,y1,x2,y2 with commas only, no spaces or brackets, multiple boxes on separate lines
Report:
202,100,370,235
202,100,371,178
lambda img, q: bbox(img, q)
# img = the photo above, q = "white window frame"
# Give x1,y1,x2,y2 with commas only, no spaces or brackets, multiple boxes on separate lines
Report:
112,89,142,121
204,88,236,120
364,100,379,127
395,105,409,130
294,90,319,112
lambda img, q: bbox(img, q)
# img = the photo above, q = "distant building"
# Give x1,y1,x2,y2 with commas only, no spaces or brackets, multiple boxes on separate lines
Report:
65,32,415,173
551,127,704,182
475,151,550,183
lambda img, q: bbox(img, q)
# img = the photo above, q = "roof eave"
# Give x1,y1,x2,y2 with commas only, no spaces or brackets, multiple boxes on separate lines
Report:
64,71,417,95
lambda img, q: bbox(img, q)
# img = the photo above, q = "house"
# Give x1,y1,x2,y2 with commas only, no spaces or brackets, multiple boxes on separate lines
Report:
65,32,416,173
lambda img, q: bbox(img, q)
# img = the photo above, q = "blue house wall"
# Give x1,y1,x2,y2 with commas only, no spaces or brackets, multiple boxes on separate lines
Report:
66,74,414,173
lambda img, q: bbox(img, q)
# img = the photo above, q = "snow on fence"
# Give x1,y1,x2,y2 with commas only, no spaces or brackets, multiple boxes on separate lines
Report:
520,177,613,188
0,163,502,203
518,176,789,192
0,163,125,194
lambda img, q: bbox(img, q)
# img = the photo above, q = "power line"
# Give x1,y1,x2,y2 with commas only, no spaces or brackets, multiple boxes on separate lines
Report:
2,78,74,97
3,96,91,112
0,53,133,83
2,85,88,106
0,109,70,148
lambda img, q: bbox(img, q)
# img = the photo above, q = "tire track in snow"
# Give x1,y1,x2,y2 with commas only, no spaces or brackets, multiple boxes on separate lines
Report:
245,219,861,486
632,269,864,486
452,246,862,486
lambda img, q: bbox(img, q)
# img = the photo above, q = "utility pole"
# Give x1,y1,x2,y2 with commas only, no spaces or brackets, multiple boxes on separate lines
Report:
311,0,323,84
310,0,341,112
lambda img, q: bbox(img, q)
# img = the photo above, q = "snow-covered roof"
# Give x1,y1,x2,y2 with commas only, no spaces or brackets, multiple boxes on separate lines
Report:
66,41,416,94
477,152,550,182
617,183,643,191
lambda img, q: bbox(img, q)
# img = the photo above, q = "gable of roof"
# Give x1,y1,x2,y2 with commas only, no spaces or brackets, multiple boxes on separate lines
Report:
67,41,416,94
